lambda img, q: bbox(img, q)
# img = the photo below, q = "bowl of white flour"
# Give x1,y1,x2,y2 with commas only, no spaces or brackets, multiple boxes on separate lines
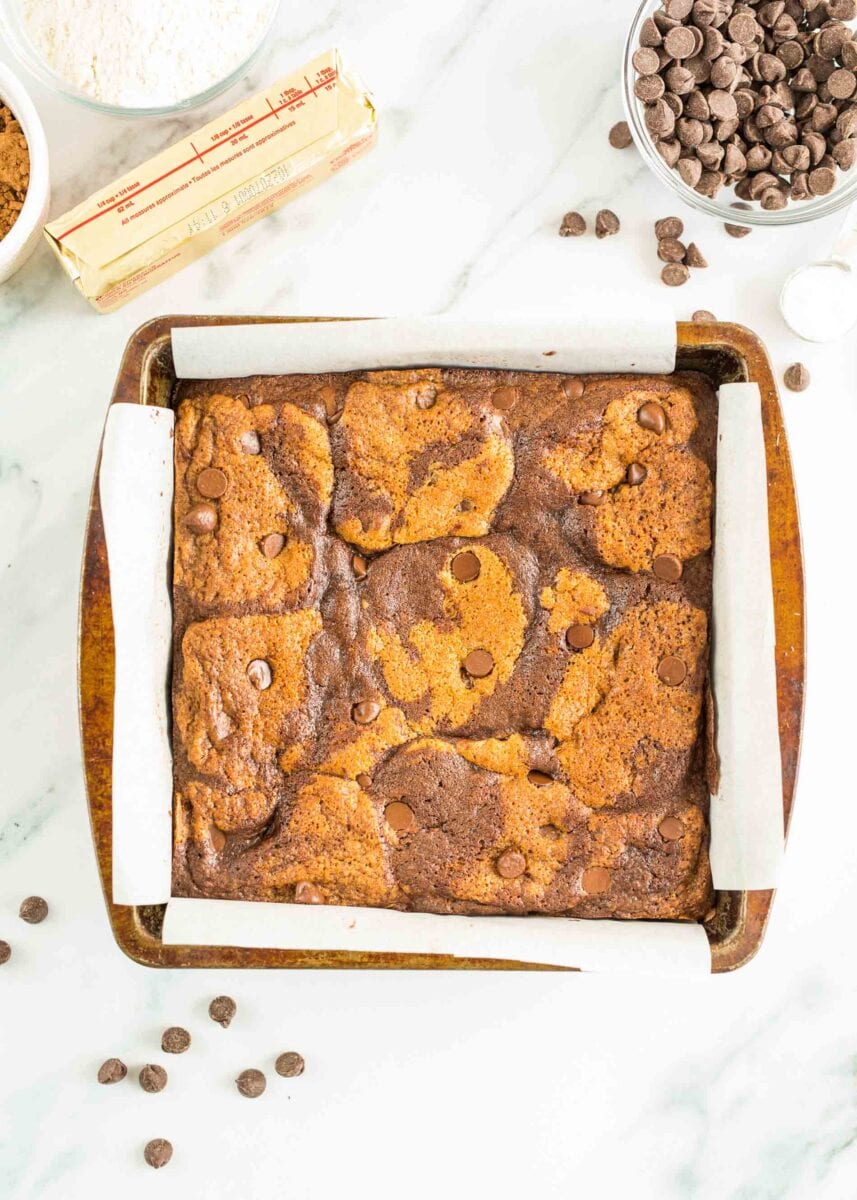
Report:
0,0,281,115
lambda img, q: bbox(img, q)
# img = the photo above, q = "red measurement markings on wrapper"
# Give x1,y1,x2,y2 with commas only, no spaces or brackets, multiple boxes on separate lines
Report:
57,73,336,240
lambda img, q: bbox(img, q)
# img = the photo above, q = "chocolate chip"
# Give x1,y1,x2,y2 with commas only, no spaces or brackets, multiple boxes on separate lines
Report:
566,624,595,650
595,209,621,238
144,1139,173,1170
626,462,648,486
636,74,666,102
728,12,759,44
661,263,690,287
784,362,810,391
356,773,371,789
19,896,48,924
97,1058,127,1084
559,211,586,237
658,655,688,686
581,866,612,894
209,825,226,852
578,490,605,506
692,309,717,322
352,553,368,579
139,1064,168,1093
161,1027,191,1055
725,203,753,237
463,649,495,677
492,385,519,410
319,384,341,421
451,550,481,582
653,553,684,581
185,502,218,533
0,940,10,965
294,881,324,904
609,120,633,148
633,47,662,75
665,24,698,59
633,400,667,434
275,1052,305,1078
196,467,228,499
385,801,417,834
208,995,237,1027
495,849,527,879
686,243,708,268
247,659,272,690
658,236,687,263
236,1069,266,1098
658,816,686,841
260,533,285,559
808,165,836,194
352,699,381,723
561,378,586,400
240,430,261,454
527,770,554,787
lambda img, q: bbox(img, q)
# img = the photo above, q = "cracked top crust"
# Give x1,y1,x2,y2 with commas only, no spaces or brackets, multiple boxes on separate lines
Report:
172,367,716,920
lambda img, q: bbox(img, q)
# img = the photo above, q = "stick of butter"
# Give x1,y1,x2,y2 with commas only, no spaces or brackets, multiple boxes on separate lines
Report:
45,49,376,313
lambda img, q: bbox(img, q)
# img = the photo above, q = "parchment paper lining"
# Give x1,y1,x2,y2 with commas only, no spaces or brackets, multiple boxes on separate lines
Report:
98,318,784,974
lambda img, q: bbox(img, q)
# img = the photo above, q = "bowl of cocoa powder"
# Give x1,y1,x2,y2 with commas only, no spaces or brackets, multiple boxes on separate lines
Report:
623,0,857,227
0,62,49,283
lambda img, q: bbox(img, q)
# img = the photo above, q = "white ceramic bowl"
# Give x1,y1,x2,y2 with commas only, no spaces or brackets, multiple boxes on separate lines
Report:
0,62,50,284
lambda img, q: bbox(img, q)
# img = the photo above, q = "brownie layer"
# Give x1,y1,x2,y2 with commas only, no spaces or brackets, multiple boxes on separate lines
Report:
172,367,716,920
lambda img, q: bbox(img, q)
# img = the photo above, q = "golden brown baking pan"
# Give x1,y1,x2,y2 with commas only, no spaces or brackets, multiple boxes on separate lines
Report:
78,316,804,972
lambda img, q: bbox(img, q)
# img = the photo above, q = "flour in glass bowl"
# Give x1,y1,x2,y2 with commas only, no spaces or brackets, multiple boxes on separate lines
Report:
21,0,278,108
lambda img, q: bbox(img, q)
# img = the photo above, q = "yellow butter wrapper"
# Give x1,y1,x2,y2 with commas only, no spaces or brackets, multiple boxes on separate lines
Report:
45,49,376,313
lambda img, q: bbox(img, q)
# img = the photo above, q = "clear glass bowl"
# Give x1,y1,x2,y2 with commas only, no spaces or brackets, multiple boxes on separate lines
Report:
622,0,857,226
0,0,281,118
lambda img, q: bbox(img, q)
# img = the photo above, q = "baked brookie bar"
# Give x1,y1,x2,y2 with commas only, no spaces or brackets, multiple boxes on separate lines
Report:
171,367,716,920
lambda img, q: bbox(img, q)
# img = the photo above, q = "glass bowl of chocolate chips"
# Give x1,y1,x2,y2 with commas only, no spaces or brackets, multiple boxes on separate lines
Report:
623,0,857,225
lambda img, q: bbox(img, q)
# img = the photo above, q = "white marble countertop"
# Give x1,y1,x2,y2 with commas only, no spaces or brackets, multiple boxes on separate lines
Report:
2,2,857,1197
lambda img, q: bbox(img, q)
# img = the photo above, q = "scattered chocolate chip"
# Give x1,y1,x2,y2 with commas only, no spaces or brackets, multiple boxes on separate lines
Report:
578,490,605,506
260,533,285,559
209,996,237,1028
658,236,687,263
527,770,554,787
692,309,717,322
352,553,368,579
655,216,684,239
658,655,688,686
185,502,218,533
561,378,586,400
626,462,648,486
247,659,272,690
139,1064,168,1093
492,385,519,410
19,896,48,924
581,866,612,895
97,1058,127,1084
608,120,633,149
559,211,587,237
144,1139,173,1170
451,550,481,582
658,816,686,841
661,263,690,287
236,1068,266,1098
595,209,621,238
685,242,708,268
653,553,684,582
566,624,595,650
294,881,324,904
0,940,10,965
384,801,416,834
356,773,371,789
161,1027,191,1055
637,401,667,434
275,1051,306,1078
196,467,228,499
725,202,753,237
352,699,381,724
463,649,495,678
784,362,810,391
496,849,527,879
240,430,261,454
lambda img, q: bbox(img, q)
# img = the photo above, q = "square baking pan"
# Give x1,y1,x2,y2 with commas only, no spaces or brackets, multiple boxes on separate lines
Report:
78,315,805,972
